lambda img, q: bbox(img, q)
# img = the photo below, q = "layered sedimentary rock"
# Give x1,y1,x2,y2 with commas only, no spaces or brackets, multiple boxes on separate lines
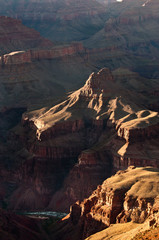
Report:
7,67,158,212
83,0,159,78
1,0,159,79
0,0,106,42
0,43,84,65
52,167,159,240
0,17,94,109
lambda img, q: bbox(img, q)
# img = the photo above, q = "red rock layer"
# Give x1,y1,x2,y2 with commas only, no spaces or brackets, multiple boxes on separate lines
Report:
54,167,159,240
0,43,85,65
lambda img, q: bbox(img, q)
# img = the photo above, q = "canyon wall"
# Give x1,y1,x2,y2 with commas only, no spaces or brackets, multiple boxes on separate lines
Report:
62,167,159,240
0,43,85,65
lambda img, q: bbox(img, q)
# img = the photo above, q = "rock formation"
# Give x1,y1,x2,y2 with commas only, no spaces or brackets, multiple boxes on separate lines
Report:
3,67,158,212
51,166,159,240
1,0,159,79
0,43,84,65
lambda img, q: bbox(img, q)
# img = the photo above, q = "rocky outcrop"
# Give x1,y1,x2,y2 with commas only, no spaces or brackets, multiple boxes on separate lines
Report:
0,18,92,109
57,167,159,240
0,43,85,65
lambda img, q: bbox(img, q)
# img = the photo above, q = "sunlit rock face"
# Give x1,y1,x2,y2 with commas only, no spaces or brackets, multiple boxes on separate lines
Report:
51,167,159,240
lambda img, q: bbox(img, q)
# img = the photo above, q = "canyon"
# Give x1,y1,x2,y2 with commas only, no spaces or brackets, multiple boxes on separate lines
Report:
0,1,159,240
0,67,158,214
0,0,106,42
1,0,159,109
0,166,159,240
1,0,159,78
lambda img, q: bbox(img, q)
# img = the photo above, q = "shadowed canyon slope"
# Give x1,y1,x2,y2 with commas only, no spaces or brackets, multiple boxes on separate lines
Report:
0,0,106,42
0,16,95,109
0,0,159,78
0,68,158,213
0,16,54,55
0,208,49,240
1,0,159,108
83,0,159,77
0,1,159,240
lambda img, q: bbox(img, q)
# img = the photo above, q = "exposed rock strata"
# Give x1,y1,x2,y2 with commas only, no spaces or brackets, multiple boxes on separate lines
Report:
13,68,159,212
0,43,84,65
0,0,106,42
53,167,159,240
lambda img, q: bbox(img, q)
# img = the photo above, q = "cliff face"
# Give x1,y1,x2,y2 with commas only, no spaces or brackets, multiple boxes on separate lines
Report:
56,167,159,240
10,115,112,211
1,0,159,79
0,43,84,65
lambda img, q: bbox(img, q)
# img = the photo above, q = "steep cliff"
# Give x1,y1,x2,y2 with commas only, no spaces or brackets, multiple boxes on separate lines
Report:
1,0,159,78
52,167,159,240
0,43,84,65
